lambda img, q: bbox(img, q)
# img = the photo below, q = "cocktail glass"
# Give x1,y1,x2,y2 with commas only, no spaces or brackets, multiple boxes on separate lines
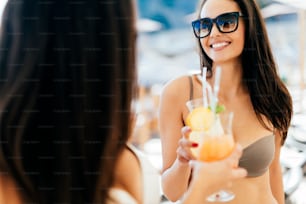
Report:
186,98,235,202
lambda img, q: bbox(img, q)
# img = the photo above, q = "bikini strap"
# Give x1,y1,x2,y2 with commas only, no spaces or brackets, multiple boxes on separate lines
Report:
188,75,194,101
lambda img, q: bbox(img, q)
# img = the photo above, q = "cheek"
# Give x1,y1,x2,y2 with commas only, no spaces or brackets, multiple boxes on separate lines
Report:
200,38,210,53
235,31,245,53
236,25,245,50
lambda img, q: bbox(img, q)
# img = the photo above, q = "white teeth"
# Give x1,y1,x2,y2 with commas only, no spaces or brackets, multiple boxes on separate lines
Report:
212,42,229,48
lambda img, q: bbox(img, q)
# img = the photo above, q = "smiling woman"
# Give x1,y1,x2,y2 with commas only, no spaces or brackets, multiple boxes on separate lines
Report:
158,0,292,203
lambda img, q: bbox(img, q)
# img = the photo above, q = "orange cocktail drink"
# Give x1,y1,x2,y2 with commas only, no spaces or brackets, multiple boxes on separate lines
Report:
186,99,234,162
198,132,234,162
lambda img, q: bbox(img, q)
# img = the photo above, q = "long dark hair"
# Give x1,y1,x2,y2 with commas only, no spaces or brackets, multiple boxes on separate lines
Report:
195,0,292,143
0,0,137,203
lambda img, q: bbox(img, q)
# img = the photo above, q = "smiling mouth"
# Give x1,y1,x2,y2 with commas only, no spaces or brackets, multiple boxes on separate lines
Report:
210,42,230,48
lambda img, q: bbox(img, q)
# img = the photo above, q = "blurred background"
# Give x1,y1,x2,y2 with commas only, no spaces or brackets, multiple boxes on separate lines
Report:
134,0,306,203
0,0,305,203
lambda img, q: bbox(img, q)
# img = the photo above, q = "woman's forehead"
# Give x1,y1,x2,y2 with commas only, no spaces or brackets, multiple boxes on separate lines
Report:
200,0,241,18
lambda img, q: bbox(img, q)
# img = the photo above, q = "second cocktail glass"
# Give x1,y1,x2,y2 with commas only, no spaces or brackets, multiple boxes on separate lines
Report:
186,98,235,202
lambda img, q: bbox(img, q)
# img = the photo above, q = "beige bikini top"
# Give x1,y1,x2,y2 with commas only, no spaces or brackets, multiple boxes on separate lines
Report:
188,75,275,177
239,135,275,177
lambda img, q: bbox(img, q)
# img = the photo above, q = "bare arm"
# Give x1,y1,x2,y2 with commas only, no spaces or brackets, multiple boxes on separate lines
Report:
158,77,194,201
269,131,285,204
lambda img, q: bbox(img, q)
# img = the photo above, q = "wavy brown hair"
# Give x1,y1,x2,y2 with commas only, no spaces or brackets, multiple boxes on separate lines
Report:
0,0,137,203
194,0,292,144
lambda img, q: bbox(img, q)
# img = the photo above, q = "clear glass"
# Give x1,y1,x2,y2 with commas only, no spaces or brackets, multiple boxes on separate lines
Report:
186,98,235,202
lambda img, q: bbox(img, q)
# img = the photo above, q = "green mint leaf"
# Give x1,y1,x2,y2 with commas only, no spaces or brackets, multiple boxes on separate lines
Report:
216,104,225,113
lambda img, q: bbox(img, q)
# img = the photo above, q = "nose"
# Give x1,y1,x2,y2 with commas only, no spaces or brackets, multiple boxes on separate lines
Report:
209,23,221,37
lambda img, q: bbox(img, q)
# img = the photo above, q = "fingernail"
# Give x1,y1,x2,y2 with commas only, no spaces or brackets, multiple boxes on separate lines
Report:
192,143,198,147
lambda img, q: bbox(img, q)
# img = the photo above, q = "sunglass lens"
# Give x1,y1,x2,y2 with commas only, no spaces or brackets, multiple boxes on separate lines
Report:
217,13,238,33
193,18,211,38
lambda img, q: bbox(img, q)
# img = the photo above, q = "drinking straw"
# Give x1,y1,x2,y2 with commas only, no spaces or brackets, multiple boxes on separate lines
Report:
211,66,221,113
214,67,221,96
207,83,213,111
202,67,208,108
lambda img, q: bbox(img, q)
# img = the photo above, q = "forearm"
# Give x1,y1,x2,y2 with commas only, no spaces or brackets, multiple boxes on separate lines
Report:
162,159,192,201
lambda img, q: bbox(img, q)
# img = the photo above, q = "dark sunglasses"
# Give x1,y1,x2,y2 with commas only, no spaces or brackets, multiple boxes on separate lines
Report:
191,12,243,38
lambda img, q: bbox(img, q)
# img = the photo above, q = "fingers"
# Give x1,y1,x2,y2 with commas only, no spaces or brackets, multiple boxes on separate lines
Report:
177,137,197,162
227,144,247,177
177,126,197,163
180,126,198,150
231,168,248,178
177,146,194,163
227,144,243,167
181,126,192,139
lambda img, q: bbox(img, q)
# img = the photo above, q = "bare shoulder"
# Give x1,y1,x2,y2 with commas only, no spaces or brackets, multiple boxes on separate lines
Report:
112,147,142,203
0,174,23,204
159,75,193,121
161,75,191,98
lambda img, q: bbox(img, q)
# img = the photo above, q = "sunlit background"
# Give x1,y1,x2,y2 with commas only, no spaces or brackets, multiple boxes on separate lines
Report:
135,1,306,204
